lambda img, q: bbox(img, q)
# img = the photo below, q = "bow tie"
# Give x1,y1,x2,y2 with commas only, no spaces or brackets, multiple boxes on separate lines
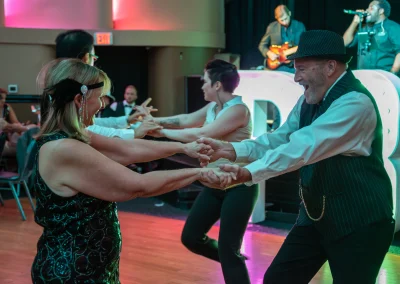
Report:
125,105,133,108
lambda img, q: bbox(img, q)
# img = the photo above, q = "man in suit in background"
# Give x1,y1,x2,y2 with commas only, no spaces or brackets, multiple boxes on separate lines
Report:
109,85,138,117
108,85,142,129
258,5,306,73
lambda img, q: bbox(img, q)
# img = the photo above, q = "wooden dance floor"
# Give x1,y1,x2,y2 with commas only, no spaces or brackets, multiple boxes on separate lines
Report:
1,198,400,283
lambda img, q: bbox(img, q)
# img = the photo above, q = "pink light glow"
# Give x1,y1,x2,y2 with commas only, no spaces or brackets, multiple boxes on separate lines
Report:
4,0,102,29
112,0,178,31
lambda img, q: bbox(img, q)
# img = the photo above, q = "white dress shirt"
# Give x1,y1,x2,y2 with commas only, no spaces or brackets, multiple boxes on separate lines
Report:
110,100,136,116
86,125,135,140
94,116,129,129
232,72,377,185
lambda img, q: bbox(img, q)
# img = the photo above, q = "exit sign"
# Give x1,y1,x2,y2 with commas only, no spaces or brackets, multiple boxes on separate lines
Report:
94,32,113,45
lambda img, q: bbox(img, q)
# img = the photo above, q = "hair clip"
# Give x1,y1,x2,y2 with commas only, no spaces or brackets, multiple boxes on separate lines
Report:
81,85,88,95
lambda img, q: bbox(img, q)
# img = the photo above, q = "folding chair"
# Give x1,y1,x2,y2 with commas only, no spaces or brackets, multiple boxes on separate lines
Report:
0,128,39,220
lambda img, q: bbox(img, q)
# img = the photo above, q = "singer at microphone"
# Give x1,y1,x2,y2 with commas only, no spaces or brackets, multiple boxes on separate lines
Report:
343,0,400,74
343,9,368,17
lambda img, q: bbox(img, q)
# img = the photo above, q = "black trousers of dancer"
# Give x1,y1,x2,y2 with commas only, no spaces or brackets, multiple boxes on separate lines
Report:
181,184,259,284
263,218,395,284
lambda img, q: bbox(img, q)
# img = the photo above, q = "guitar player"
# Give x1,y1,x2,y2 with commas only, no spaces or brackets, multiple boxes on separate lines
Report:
258,5,306,73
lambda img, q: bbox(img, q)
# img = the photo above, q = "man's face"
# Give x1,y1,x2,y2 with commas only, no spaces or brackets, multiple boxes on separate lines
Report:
201,71,218,102
294,58,329,104
366,1,381,23
276,11,291,27
124,87,137,104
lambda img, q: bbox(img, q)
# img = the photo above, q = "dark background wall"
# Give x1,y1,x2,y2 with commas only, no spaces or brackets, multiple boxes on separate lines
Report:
94,46,149,104
91,1,400,107
225,0,400,69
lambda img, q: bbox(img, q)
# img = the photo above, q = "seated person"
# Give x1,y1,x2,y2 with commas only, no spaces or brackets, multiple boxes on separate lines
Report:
0,88,38,156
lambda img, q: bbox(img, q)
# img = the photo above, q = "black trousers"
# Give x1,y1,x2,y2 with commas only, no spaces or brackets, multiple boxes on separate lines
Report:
181,184,259,284
263,219,395,284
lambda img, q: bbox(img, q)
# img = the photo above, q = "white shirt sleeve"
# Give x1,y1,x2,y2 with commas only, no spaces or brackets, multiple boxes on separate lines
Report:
86,125,135,140
94,116,128,129
110,102,117,111
239,92,377,185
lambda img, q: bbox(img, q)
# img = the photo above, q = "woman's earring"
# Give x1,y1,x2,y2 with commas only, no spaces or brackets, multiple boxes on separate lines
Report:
79,106,83,124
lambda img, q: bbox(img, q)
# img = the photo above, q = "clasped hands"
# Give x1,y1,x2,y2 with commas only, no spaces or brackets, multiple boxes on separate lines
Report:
194,137,252,190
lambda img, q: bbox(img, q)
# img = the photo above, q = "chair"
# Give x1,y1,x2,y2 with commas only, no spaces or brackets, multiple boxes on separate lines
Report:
0,127,39,220
0,132,8,206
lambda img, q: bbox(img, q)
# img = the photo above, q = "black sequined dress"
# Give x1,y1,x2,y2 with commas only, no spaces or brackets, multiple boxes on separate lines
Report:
31,132,122,283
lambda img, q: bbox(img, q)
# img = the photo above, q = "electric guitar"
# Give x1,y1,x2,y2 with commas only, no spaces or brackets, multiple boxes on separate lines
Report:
265,43,298,70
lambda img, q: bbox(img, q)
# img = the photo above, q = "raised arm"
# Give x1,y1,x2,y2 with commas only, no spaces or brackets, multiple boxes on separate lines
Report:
39,139,220,202
343,12,363,46
154,104,249,143
153,103,210,129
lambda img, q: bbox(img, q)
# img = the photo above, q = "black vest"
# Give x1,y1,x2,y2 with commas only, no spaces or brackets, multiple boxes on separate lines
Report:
115,101,127,117
109,101,135,117
298,71,393,240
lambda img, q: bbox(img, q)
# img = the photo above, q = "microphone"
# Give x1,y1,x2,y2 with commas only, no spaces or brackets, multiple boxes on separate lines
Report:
343,9,368,17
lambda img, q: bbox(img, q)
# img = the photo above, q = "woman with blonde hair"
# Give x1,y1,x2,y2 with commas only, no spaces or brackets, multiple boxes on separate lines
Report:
31,58,231,283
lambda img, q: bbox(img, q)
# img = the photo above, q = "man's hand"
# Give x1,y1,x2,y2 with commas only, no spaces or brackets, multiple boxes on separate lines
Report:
134,118,162,139
353,9,365,24
199,168,237,190
219,164,252,187
267,50,279,61
128,98,158,124
183,140,214,162
196,137,237,167
146,129,164,138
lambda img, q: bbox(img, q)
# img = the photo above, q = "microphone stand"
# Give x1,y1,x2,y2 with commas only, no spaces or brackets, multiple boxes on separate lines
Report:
357,15,363,70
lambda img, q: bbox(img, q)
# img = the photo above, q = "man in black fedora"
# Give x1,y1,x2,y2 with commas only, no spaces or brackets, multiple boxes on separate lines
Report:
197,30,394,283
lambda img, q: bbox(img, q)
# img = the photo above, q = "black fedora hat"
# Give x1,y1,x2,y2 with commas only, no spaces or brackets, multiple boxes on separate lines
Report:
287,30,352,63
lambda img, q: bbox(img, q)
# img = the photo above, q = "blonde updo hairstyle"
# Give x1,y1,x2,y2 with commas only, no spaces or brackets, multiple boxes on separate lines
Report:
37,58,111,143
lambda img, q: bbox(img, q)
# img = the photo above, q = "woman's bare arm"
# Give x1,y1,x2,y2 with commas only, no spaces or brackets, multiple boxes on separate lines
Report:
39,139,219,202
154,105,249,143
7,105,20,124
88,131,211,166
153,103,210,129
